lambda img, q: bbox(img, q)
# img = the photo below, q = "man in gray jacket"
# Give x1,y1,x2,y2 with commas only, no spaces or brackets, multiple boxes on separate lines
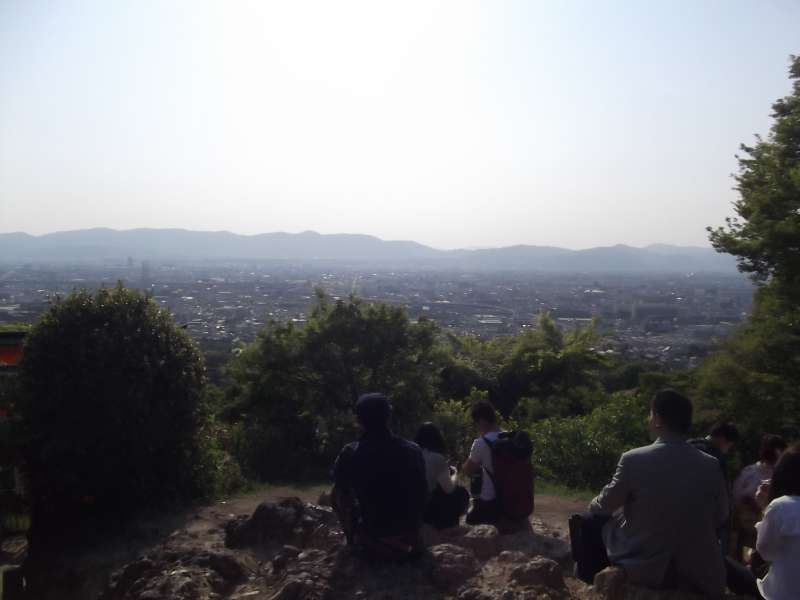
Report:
588,390,729,597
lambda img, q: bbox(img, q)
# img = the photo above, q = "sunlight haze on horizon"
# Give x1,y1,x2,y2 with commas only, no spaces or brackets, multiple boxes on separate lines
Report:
1,0,799,250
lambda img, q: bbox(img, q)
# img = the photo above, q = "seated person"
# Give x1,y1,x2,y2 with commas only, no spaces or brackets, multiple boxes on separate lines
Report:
690,421,741,481
752,443,800,600
462,400,503,525
733,434,787,556
573,390,728,597
414,422,469,529
332,393,428,560
735,435,787,512
690,421,741,554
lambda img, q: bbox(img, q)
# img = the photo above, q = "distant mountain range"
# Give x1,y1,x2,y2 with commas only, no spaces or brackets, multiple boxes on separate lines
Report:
0,228,738,272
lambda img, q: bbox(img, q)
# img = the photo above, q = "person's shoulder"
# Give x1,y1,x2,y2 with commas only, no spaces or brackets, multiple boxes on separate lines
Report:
393,435,423,454
762,496,800,529
767,495,800,512
691,445,723,467
738,462,759,477
422,447,444,457
333,441,360,477
471,436,488,449
689,437,721,459
620,442,657,460
337,441,360,459
424,449,446,465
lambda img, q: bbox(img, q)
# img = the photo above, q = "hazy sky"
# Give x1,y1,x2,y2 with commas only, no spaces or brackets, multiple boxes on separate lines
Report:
1,1,799,249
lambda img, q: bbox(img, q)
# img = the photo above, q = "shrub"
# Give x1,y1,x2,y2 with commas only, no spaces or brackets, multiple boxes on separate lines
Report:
527,392,649,489
18,285,213,527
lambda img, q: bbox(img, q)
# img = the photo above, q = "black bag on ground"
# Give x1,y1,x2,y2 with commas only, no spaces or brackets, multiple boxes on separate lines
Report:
569,512,611,584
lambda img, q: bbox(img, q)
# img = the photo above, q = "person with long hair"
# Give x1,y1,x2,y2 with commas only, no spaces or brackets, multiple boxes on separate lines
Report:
414,422,469,529
735,435,788,512
732,434,787,559
752,442,800,599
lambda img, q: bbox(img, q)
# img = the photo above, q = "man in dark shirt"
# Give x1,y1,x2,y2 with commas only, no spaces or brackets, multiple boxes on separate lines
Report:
689,422,740,554
332,393,428,560
689,422,740,482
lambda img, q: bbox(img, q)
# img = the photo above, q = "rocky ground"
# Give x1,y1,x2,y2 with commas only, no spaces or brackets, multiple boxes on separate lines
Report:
89,491,750,600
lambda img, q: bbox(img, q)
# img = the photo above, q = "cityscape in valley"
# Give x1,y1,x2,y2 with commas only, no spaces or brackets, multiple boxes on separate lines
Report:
0,230,753,374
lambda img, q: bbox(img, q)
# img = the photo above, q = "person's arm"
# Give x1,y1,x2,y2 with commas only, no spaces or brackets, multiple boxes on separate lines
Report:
412,449,429,526
755,502,782,561
462,438,484,477
714,466,730,527
755,480,771,511
732,468,751,503
435,456,456,494
462,459,480,477
331,445,358,543
589,453,631,515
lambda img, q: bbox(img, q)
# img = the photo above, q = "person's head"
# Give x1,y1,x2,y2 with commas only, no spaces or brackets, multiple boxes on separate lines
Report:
470,400,498,435
414,422,447,455
649,389,692,438
759,434,788,466
769,443,800,502
709,422,740,454
355,393,392,434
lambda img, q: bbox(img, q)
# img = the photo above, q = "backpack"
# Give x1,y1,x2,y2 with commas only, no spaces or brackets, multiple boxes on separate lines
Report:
483,431,535,520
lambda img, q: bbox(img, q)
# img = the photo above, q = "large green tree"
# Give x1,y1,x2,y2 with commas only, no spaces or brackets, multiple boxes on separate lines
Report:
226,292,445,479
698,56,800,446
709,55,800,298
442,313,606,418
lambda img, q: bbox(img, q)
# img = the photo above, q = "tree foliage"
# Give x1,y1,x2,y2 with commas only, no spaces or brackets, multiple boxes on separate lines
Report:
699,57,800,447
226,292,445,480
18,285,213,526
443,313,606,419
693,288,800,445
709,56,800,298
527,391,649,489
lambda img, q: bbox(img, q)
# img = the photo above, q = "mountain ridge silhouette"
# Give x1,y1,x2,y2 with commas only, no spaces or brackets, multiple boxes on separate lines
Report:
0,228,737,272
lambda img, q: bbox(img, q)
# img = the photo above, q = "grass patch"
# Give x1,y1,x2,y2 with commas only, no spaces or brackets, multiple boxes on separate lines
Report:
536,480,595,502
236,480,330,499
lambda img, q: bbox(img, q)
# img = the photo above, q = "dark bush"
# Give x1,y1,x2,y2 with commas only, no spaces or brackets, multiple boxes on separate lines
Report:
18,285,212,526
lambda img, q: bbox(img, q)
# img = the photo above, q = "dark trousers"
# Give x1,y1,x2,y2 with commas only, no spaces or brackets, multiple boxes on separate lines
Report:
331,483,422,562
424,485,469,529
724,556,763,598
569,512,610,584
466,498,500,525
568,511,763,597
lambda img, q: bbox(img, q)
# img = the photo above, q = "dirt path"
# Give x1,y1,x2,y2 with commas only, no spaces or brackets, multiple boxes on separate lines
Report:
534,494,587,536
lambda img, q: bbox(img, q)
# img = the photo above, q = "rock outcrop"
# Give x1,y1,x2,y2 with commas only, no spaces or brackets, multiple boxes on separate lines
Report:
101,498,751,600
100,549,254,600
588,566,753,600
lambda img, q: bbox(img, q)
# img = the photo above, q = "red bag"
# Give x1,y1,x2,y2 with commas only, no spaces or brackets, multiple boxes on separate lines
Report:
484,431,535,520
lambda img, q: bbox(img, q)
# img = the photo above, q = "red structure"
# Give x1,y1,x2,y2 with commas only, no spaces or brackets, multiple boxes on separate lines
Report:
0,331,25,373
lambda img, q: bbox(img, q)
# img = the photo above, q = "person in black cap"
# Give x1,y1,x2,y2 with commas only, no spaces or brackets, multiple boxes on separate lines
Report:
331,392,428,561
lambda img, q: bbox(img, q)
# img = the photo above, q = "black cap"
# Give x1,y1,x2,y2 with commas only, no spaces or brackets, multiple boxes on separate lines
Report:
355,393,392,430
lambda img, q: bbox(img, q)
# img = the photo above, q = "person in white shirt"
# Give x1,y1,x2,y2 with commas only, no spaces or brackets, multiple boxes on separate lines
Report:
753,443,800,600
414,422,469,529
461,400,503,525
